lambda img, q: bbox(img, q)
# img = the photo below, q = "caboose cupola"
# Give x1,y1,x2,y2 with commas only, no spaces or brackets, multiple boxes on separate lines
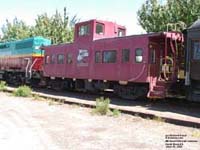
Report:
74,19,126,42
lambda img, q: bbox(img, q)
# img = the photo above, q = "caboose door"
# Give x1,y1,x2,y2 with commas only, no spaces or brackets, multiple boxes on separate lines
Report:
149,43,161,78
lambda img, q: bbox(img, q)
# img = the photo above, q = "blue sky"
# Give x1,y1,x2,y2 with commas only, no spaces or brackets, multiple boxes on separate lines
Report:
0,0,146,35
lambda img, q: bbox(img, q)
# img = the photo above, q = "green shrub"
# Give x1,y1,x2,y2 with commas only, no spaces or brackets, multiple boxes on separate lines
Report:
13,85,32,97
0,81,6,91
93,97,111,115
112,109,121,117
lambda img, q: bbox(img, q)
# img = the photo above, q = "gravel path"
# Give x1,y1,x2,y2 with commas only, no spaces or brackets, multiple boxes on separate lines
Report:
0,92,199,150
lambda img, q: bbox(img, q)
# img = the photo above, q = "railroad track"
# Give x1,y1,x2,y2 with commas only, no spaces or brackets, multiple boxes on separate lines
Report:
5,86,200,128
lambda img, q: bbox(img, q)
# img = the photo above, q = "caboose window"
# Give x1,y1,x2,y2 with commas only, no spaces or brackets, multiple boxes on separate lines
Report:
96,23,104,34
45,55,50,64
118,28,125,37
95,51,101,63
103,50,116,63
50,54,56,64
150,49,156,64
57,54,64,64
122,49,130,63
79,25,90,36
135,48,143,63
67,53,73,64
193,41,200,60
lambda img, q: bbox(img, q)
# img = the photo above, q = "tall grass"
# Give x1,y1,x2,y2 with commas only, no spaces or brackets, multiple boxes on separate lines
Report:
0,81,6,91
13,85,32,97
93,97,111,115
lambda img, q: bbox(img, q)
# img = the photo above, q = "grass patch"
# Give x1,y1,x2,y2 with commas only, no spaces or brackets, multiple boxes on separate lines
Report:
92,97,111,115
112,109,121,117
192,130,200,138
92,97,121,117
153,116,165,122
32,94,46,101
47,98,64,106
13,85,32,97
0,81,6,91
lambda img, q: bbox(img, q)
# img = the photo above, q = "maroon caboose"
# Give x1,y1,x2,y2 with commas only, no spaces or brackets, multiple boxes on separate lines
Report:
43,19,184,99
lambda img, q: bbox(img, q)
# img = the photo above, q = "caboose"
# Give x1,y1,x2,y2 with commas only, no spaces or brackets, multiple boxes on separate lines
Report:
43,19,184,99
185,19,200,102
0,37,51,85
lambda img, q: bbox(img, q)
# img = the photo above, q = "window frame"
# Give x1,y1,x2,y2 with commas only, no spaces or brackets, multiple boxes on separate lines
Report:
150,49,156,64
135,48,143,63
45,55,50,64
118,28,125,37
66,53,73,64
96,23,104,35
57,54,64,64
50,54,56,64
192,40,200,61
122,49,130,63
78,24,90,36
95,51,101,63
103,50,117,63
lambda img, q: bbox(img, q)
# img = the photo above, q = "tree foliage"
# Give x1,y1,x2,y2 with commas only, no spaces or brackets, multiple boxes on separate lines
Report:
1,18,32,42
137,0,200,33
0,8,79,44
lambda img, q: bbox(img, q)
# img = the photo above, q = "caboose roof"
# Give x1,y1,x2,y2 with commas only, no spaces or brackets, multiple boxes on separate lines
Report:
188,19,200,30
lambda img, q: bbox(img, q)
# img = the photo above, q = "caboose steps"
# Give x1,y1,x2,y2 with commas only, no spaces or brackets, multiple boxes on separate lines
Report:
149,91,166,99
153,85,165,91
148,80,166,99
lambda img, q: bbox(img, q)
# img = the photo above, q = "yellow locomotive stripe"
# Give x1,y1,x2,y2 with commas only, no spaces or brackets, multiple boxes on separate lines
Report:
0,54,44,58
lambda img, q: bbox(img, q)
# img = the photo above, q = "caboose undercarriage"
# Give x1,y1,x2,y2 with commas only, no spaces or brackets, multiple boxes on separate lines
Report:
45,77,149,99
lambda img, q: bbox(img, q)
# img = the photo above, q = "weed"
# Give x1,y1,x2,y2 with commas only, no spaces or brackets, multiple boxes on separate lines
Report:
0,81,6,91
153,116,165,122
32,94,46,101
58,99,65,104
92,97,111,115
13,85,32,97
192,130,200,138
112,109,121,117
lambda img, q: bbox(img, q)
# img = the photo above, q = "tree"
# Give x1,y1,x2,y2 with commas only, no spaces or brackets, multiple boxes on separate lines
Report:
33,8,78,44
137,0,200,33
1,18,31,42
0,7,79,44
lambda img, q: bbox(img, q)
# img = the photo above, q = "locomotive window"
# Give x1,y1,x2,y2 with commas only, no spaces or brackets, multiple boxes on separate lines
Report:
96,23,104,34
50,54,56,64
79,25,90,36
150,49,156,64
103,50,116,63
57,54,64,64
122,49,130,63
135,48,143,63
67,53,73,64
95,51,101,63
45,55,50,64
193,41,200,60
0,44,9,49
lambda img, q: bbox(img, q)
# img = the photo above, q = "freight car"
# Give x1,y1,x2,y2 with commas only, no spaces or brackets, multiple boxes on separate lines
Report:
0,37,51,85
185,19,200,102
42,19,184,99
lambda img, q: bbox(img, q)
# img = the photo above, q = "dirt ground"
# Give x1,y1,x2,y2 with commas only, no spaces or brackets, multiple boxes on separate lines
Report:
0,92,199,150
